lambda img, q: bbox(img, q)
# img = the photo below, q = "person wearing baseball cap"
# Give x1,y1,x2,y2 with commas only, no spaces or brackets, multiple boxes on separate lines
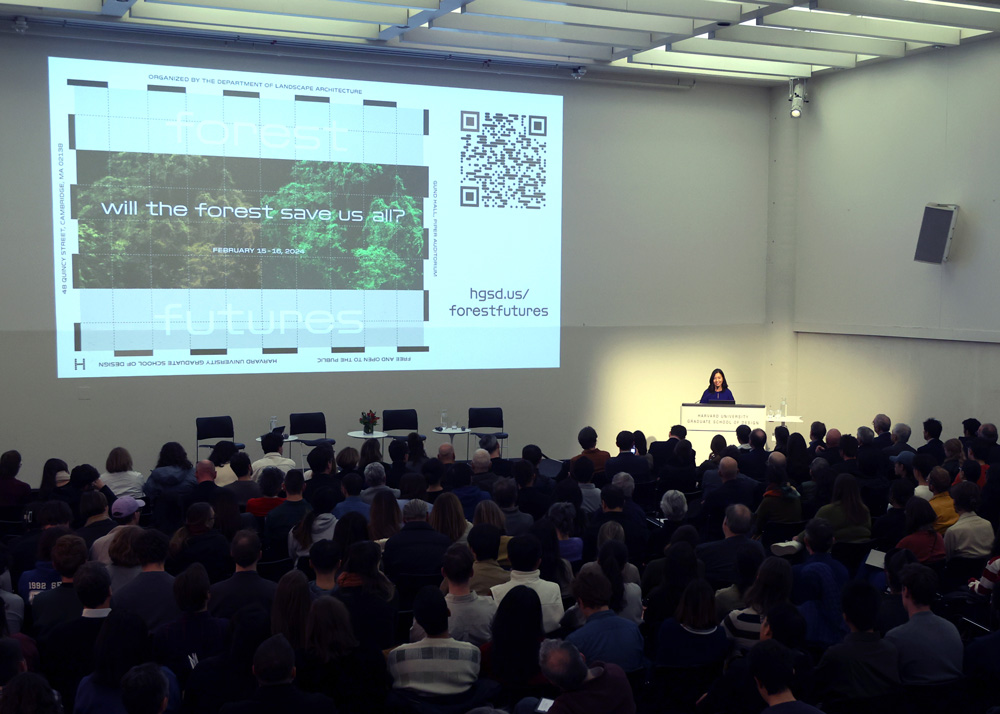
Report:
90,496,145,565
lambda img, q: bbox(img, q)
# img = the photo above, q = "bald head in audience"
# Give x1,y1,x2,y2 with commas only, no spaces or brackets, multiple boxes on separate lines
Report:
719,456,739,482
471,449,491,475
437,443,456,465
195,460,216,483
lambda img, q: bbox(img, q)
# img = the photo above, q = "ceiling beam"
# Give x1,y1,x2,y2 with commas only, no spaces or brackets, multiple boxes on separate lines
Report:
713,23,906,56
429,12,654,47
142,0,409,25
631,48,813,76
760,9,964,44
462,0,706,31
379,0,460,41
397,26,615,59
673,36,856,66
816,0,1000,32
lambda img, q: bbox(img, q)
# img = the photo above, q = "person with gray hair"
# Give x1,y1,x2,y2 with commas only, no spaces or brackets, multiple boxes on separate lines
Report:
885,423,916,458
382,491,452,583
517,638,634,714
872,414,893,449
659,490,687,521
612,472,646,524
360,462,400,505
470,449,499,495
696,503,765,589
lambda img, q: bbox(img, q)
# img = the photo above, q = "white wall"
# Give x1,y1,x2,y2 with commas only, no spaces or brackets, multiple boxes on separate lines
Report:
771,37,1000,439
0,33,770,483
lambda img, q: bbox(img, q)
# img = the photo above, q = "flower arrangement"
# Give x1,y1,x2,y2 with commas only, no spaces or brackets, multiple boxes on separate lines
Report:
359,410,379,434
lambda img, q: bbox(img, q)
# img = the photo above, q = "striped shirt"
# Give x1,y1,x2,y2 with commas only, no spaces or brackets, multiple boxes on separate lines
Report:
723,605,763,652
971,555,1000,596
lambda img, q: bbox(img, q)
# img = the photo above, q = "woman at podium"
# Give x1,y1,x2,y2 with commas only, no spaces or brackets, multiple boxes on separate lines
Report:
700,368,735,403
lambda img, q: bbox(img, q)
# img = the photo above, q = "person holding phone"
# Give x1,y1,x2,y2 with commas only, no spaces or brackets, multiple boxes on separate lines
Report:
701,369,735,403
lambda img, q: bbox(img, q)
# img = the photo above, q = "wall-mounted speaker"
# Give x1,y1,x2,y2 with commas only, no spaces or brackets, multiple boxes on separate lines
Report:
914,203,958,264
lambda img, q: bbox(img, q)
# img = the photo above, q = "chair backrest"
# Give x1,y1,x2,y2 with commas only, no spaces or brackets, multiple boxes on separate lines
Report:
196,416,235,442
468,407,503,431
289,412,326,437
383,409,418,434
761,520,808,548
831,539,875,575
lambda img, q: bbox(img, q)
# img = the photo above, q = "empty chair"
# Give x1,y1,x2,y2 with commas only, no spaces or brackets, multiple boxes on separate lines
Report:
288,412,336,466
195,416,244,455
382,409,424,441
467,407,508,457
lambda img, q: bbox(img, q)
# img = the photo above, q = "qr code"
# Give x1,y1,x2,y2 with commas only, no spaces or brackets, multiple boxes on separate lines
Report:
459,111,547,209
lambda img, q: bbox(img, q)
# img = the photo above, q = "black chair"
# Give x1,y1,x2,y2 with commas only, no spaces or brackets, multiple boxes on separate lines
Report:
633,480,659,513
288,412,336,465
760,520,807,549
383,409,424,441
942,556,987,592
467,407,508,458
195,415,244,455
257,557,294,583
902,678,968,714
393,572,444,611
821,692,900,714
641,661,723,714
831,539,875,577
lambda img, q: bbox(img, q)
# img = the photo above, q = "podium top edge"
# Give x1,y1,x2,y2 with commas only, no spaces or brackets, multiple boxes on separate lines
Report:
680,403,767,408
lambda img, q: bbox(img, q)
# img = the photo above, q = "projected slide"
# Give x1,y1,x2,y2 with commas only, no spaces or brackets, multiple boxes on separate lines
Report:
48,58,562,378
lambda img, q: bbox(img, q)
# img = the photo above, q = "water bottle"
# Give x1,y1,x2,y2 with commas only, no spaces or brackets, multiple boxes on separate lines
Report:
269,415,277,431
780,398,787,418
441,410,448,428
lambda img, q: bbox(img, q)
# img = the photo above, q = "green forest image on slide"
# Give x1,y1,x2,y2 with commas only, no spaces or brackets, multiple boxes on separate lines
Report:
72,152,427,290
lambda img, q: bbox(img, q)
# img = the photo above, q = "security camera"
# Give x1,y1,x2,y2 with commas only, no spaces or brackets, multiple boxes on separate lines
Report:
570,67,586,80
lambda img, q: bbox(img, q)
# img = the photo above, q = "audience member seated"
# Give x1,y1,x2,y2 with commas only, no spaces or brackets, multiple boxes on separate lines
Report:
532,519,575,599
896,497,946,564
0,450,32,508
604,431,651,484
331,472,370,521
449,463,491,521
518,638,635,714
883,423,916,459
738,429,770,482
572,458,602,515
301,445,337,506
883,563,963,685
813,581,899,708
117,663,175,714
582,486,648,565
715,543,765,622
492,535,564,634
78,630,180,714
18,525,70,606
219,633,336,714
11,500,72,585
643,539,700,629
31,533,87,638
0,671,64,714
166,502,232,583
39,561,116,711
699,603,812,714
927,467,959,533
875,549,917,636
112,528,180,631
421,458,446,505
753,462,802,537
702,457,759,540
222,452,260,509
916,418,946,466
381,499,447,583
270,570,311,653
263,469,311,552
813,473,871,543
388,586,482,699
143,442,196,501
466,523,511,596
495,477,534,537
564,569,644,673
91,495,144,565
152,562,229,687
940,438,964,482
387,439,409,488
471,448,500,495
413,543,497,645
480,585,555,703
405,432,429,475
907,453,933,500
655,578,728,668
945,480,993,559
296,595,388,714
697,504,764,589
106,524,143,593
183,607,271,714
872,478,913,547
515,459,553,522
288,487,336,568
611,472,646,525
75,491,117,548
245,467,285,518
306,539,341,598
790,519,848,646
207,441,241,489
250,432,296,482
571,426,612,476
749,639,824,714
723,557,794,653
575,540,641,624
333,540,398,651
184,459,224,510
547,502,583,566
360,462,400,505
208,530,277,619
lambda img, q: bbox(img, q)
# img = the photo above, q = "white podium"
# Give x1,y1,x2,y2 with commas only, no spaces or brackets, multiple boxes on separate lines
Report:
680,403,767,462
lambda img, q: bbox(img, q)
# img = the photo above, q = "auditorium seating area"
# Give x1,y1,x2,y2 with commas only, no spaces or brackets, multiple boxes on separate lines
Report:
0,414,997,714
